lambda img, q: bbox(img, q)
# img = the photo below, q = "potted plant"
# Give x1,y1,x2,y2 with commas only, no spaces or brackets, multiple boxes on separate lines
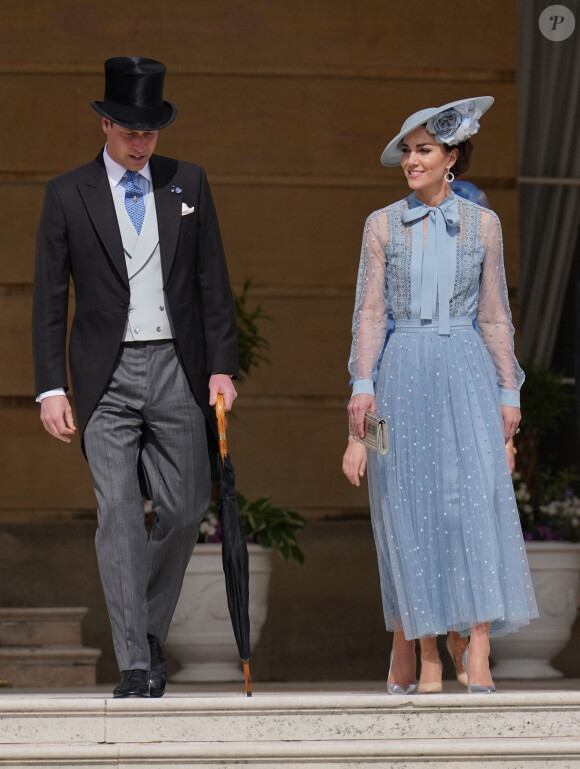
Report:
491,363,580,679
200,492,306,565
164,280,306,682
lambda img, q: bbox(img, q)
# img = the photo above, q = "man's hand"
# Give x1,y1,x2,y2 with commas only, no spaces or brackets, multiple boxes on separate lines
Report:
40,395,76,443
209,374,238,411
347,393,376,440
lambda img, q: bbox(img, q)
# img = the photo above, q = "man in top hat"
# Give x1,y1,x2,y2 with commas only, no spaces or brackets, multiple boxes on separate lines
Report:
32,57,238,697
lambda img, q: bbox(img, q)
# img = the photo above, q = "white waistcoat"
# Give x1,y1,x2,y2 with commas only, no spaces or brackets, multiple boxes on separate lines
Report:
112,189,176,342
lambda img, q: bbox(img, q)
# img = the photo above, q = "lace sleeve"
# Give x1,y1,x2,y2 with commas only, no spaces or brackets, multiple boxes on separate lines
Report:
477,209,524,406
348,211,389,392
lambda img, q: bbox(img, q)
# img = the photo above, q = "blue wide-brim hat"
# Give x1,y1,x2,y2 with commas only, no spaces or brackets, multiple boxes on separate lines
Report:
91,56,177,131
380,96,494,166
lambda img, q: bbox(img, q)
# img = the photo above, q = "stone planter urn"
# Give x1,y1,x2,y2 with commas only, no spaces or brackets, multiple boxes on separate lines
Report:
491,541,580,678
165,543,272,682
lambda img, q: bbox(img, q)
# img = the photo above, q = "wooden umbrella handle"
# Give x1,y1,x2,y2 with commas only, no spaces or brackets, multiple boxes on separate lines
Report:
215,392,228,464
243,660,252,697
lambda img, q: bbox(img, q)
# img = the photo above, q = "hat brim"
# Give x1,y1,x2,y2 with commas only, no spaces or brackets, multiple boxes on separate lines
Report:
380,96,494,167
90,100,178,131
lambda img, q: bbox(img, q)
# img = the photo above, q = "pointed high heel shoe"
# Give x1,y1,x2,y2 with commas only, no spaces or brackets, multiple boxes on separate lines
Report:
462,648,496,694
445,635,468,688
387,650,418,695
417,656,443,694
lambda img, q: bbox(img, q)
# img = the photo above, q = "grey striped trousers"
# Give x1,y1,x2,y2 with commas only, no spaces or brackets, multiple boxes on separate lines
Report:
84,341,210,671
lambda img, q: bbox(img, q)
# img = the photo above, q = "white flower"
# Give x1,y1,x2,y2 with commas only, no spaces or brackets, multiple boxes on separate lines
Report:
198,521,214,536
199,511,219,538
515,483,531,503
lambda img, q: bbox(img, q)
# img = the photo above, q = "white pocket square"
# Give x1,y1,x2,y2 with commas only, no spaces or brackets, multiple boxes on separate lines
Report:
181,203,195,216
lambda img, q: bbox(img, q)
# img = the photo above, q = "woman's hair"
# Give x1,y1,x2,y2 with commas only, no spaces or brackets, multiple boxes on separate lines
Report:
444,139,473,177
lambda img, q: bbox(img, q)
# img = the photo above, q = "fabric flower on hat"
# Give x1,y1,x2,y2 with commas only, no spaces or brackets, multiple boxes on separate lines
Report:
426,102,483,146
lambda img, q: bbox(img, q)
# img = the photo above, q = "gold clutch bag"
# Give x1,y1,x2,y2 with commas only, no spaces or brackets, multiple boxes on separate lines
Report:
350,410,389,454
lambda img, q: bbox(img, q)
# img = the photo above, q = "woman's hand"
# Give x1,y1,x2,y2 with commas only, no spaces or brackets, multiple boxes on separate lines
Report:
501,405,521,444
347,393,376,439
505,438,516,473
342,436,368,486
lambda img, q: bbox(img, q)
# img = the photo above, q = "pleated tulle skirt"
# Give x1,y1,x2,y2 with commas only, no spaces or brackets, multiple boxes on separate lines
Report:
367,318,538,639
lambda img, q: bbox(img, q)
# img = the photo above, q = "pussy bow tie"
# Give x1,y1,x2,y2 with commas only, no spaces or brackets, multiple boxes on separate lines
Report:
401,195,459,336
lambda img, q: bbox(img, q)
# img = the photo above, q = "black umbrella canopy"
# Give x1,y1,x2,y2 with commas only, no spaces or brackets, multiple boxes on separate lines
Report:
216,453,250,658
215,394,252,696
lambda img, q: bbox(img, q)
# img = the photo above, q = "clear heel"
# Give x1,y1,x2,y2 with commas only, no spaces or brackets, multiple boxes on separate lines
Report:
445,634,468,688
387,650,418,695
417,656,443,694
463,648,496,694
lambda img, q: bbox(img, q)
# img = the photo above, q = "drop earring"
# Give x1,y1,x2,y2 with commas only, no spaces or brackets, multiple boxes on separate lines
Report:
444,169,455,183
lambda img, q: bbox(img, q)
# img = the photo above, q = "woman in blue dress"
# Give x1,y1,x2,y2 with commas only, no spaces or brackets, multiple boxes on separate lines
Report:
347,97,538,694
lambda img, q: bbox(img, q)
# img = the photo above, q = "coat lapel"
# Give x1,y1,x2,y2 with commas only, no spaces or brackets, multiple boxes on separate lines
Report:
77,154,129,287
150,155,181,285
77,153,182,288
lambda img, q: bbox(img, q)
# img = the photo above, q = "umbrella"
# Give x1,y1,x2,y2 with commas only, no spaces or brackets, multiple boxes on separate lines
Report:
215,393,252,696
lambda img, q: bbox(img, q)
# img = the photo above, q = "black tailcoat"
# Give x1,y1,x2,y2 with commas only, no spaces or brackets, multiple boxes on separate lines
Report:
32,152,238,452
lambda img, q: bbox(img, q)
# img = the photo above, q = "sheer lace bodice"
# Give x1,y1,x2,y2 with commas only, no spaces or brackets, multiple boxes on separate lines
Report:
348,192,523,405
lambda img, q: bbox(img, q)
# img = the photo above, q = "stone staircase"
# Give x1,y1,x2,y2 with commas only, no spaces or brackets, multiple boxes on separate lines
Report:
0,608,101,687
0,688,579,767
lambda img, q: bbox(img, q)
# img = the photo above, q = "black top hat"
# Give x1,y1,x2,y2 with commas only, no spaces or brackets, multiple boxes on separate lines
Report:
90,56,178,131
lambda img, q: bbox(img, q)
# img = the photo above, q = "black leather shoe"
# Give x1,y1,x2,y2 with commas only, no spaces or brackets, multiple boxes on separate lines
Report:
113,669,150,698
148,633,167,698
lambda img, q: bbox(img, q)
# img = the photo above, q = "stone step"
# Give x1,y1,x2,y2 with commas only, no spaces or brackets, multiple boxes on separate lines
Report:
0,607,88,647
0,647,101,687
0,738,579,768
0,690,579,767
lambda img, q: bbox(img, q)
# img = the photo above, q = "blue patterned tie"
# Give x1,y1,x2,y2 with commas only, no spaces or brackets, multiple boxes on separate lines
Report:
124,171,145,234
